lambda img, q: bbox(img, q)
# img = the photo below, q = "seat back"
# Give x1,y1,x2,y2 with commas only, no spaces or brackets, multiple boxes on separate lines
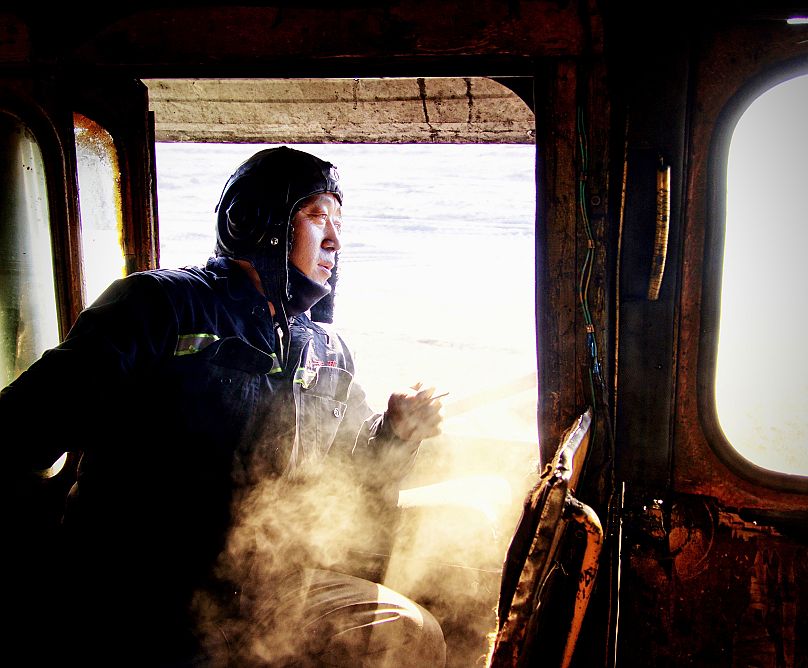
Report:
488,408,601,668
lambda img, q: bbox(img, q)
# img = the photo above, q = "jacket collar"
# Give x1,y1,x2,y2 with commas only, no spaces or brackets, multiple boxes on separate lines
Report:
206,256,265,305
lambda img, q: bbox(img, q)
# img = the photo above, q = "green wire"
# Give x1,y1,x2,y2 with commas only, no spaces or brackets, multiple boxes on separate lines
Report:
578,104,600,411
577,106,594,329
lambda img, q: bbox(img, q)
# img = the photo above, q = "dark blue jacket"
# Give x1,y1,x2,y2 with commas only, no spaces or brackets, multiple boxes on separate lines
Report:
2,256,416,664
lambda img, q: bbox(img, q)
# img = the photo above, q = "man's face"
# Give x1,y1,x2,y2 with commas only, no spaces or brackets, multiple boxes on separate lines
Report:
289,192,342,285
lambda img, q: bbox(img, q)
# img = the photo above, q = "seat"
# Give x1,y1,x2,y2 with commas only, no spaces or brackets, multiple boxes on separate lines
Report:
341,408,601,668
487,407,602,668
7,451,79,664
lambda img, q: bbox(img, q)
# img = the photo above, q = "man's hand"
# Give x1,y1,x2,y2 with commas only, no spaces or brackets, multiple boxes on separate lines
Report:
386,382,446,442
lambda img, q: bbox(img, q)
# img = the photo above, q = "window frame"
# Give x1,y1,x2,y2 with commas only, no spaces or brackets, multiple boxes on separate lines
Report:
698,56,808,493
661,19,808,506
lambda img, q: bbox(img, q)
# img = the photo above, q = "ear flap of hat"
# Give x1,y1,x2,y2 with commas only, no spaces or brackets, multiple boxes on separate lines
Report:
216,191,266,257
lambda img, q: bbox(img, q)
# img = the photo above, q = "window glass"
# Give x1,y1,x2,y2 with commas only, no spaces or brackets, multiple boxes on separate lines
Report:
156,142,539,481
74,113,126,305
0,112,59,388
716,74,808,476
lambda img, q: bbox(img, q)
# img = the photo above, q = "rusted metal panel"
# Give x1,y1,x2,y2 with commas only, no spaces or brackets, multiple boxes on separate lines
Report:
58,2,589,67
0,13,29,62
145,77,535,144
619,492,808,667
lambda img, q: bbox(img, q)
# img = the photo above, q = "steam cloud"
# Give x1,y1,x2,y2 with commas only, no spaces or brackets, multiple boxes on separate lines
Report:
192,434,539,667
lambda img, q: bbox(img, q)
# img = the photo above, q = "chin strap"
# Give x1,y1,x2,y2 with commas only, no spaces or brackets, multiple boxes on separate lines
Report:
247,257,331,368
246,249,292,366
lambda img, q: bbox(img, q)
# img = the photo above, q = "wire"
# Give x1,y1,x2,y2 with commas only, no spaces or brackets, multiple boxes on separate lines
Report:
576,106,596,390
576,104,615,453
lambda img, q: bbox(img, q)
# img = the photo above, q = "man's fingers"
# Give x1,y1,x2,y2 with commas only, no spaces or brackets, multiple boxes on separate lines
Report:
387,383,446,441
414,386,435,400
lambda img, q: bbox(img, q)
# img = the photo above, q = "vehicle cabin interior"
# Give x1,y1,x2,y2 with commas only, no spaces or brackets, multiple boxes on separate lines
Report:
2,2,808,667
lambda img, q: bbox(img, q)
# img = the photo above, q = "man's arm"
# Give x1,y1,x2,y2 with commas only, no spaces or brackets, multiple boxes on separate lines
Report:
321,330,443,487
0,273,176,475
340,381,444,491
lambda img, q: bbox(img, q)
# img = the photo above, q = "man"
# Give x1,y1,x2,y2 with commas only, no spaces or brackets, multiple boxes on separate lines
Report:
2,146,446,666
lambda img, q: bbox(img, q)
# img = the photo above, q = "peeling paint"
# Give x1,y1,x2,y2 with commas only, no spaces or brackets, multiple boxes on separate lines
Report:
622,493,808,666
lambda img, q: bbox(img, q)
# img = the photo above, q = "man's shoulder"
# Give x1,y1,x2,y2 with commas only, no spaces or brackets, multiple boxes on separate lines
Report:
133,263,221,298
142,264,213,286
93,264,222,325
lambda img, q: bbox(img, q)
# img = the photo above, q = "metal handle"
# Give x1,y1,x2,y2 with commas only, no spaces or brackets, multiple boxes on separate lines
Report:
647,160,670,300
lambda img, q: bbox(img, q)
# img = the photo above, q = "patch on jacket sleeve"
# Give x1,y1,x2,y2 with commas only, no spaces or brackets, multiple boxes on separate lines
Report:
174,333,220,356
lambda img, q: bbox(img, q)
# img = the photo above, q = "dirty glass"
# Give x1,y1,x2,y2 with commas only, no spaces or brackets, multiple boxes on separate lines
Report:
74,113,126,305
0,112,59,388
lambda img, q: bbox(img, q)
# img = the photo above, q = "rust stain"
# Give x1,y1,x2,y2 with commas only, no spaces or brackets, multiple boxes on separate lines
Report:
669,498,714,581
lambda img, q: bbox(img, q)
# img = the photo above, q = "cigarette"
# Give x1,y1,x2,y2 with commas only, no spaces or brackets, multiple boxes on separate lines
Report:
431,391,450,400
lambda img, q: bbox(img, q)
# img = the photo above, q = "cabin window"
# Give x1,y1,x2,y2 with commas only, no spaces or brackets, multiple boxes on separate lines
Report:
0,112,59,387
716,73,808,476
73,113,126,306
155,141,539,488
